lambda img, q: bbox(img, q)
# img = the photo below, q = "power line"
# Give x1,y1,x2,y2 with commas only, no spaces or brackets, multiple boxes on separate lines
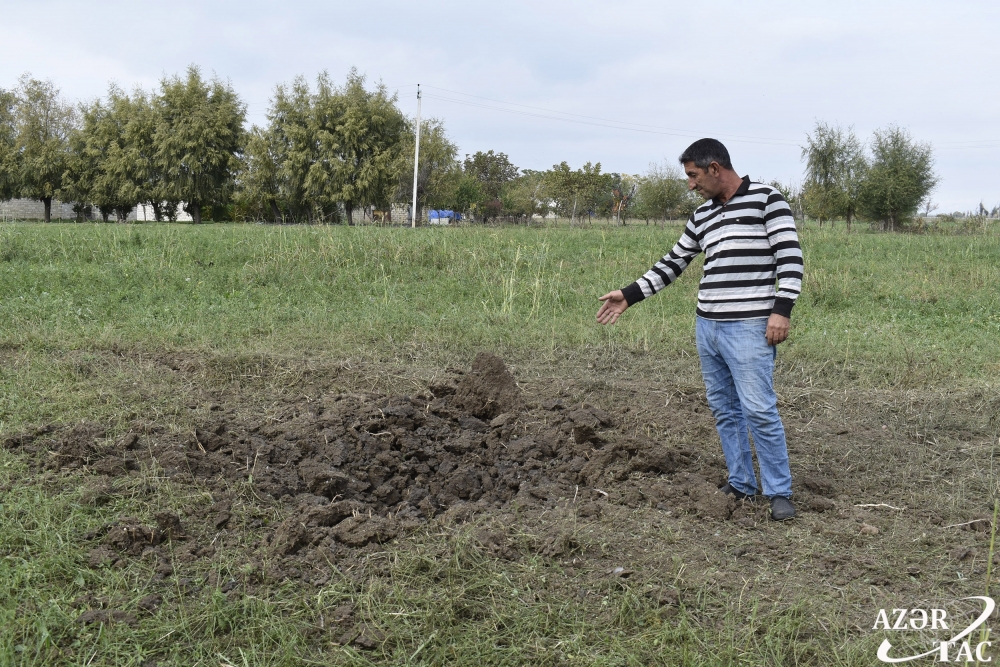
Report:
422,93,801,147
423,84,801,146
418,84,999,152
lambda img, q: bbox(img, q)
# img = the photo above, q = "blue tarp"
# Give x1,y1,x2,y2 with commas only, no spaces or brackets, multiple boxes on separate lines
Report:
427,209,461,220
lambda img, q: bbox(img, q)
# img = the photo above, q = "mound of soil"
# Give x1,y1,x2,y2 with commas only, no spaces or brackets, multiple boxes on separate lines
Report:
3,353,717,567
452,352,524,419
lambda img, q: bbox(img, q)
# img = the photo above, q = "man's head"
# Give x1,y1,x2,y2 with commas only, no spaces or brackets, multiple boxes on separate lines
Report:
678,138,738,201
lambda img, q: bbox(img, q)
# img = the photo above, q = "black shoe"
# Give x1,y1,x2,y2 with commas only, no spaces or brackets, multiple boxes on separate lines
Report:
770,496,796,521
719,483,752,501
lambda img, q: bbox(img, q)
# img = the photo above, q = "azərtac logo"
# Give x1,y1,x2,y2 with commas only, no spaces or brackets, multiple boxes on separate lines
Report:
874,596,995,663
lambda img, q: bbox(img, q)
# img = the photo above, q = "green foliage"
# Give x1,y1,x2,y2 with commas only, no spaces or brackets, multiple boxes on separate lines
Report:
122,89,173,221
801,122,867,227
499,169,548,222
63,86,154,222
545,161,610,224
634,160,690,221
802,122,938,231
0,88,16,201
12,74,76,221
239,71,407,224
154,65,245,224
858,126,938,230
322,70,407,224
452,173,482,216
238,124,285,222
265,75,321,222
463,150,519,220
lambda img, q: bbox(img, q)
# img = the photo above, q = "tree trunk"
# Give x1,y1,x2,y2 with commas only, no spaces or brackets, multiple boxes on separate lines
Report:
269,199,282,224
345,204,354,226
570,195,577,227
43,197,52,223
845,210,853,231
189,202,202,224
151,202,162,222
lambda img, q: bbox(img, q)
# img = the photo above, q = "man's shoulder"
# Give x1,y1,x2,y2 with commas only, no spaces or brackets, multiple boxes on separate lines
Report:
744,182,783,199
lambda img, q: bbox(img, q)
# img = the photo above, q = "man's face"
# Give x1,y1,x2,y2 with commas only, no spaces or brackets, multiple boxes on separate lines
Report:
683,161,722,199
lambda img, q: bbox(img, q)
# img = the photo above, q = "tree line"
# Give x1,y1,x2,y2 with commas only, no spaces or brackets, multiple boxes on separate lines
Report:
1,69,243,224
0,67,940,227
799,122,938,231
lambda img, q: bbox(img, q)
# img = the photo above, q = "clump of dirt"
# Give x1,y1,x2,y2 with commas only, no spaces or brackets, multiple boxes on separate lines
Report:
452,351,524,419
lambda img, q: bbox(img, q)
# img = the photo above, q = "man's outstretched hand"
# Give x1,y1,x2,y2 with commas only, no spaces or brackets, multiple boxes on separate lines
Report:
596,290,629,325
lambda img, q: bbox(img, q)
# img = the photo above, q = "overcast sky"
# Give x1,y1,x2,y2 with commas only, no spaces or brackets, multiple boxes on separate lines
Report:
3,1,998,211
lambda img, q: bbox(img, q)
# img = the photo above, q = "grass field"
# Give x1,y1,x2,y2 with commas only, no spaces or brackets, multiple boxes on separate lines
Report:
1,220,999,665
1,221,998,425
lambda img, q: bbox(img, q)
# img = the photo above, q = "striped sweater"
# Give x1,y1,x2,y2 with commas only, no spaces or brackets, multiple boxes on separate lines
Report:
621,176,803,320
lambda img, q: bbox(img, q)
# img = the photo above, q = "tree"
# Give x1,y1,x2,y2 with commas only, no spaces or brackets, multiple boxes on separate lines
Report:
238,71,409,224
634,160,688,222
271,75,323,222
319,70,406,225
239,124,285,222
576,162,610,224
801,122,866,228
0,87,17,201
500,169,549,223
122,90,175,221
155,66,245,224
609,173,638,226
453,173,483,218
546,161,582,223
13,75,76,222
464,150,518,221
64,86,152,222
858,126,938,231
545,161,607,225
676,189,703,219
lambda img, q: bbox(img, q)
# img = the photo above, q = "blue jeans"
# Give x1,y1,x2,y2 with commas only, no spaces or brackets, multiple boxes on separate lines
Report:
695,316,792,499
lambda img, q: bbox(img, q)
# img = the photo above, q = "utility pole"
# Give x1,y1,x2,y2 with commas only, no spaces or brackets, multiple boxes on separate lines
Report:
410,84,422,228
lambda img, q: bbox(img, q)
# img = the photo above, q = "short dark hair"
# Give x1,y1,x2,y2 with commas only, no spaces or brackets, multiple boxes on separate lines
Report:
678,138,733,171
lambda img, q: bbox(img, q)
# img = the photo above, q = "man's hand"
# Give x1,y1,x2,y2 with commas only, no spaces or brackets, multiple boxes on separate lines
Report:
765,313,790,346
596,290,629,325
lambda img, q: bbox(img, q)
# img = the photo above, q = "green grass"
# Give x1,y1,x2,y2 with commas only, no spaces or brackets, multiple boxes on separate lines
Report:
0,221,998,425
0,220,998,665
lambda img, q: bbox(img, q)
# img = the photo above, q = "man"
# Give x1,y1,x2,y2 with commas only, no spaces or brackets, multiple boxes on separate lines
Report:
596,138,803,521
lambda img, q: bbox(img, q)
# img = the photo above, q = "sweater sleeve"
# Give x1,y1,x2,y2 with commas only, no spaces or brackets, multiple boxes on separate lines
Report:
621,217,703,306
763,190,803,317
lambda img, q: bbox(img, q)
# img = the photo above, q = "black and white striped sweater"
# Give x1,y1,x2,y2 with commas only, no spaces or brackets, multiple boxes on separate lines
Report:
621,176,803,320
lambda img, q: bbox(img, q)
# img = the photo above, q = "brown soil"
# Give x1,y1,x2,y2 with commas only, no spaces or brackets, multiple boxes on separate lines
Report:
8,353,726,559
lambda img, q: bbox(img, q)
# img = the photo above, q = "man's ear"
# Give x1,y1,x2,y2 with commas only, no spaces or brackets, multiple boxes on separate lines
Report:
707,162,721,177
